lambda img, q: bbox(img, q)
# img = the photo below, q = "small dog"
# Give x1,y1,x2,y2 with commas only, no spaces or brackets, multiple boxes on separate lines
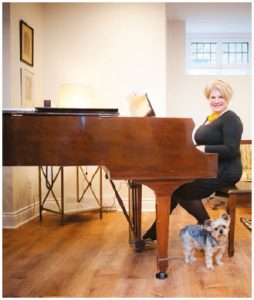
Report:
179,213,230,269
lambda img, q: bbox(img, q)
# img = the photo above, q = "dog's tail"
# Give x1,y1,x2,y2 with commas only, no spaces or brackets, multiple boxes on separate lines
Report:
179,226,188,240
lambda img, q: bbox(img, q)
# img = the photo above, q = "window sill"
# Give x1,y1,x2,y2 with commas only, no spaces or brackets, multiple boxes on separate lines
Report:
186,68,251,76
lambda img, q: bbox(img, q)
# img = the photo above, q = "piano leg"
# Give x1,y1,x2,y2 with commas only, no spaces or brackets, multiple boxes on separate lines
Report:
129,182,144,252
154,192,170,279
139,180,188,279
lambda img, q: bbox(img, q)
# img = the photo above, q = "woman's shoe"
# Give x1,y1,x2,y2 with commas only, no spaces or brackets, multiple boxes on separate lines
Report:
143,238,156,249
142,221,157,240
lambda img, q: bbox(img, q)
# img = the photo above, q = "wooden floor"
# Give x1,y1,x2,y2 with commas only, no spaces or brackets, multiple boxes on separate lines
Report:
3,200,252,298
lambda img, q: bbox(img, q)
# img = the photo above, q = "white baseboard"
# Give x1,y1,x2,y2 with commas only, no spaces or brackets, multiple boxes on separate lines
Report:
2,196,156,229
2,203,40,229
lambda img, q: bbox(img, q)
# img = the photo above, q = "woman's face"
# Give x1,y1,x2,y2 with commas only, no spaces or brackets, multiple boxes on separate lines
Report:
208,88,228,114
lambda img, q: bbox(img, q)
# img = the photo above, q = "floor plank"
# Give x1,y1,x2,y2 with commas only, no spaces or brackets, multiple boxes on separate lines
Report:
2,201,251,297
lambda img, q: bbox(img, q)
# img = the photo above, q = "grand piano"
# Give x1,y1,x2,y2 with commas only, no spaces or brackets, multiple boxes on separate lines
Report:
3,109,217,279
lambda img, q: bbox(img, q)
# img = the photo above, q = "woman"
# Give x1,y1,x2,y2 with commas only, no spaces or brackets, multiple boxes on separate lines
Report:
143,80,243,241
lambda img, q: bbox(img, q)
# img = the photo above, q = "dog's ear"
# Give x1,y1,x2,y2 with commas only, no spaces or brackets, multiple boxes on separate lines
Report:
221,212,231,225
204,219,213,231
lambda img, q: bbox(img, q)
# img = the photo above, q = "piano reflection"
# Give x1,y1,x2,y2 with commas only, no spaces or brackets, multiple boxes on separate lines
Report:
3,108,217,279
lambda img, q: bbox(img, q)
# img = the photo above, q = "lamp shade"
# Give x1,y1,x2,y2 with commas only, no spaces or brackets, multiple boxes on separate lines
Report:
59,84,93,108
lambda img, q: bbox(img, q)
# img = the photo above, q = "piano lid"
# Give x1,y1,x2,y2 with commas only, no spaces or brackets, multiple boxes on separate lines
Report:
3,107,119,116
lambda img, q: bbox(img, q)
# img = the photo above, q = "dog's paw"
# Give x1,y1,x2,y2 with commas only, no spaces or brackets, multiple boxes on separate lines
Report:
184,258,190,264
184,256,196,264
216,260,224,266
184,257,193,264
189,256,197,263
206,264,214,270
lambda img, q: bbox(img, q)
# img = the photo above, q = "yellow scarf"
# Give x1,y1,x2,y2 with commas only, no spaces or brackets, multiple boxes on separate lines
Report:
207,112,221,123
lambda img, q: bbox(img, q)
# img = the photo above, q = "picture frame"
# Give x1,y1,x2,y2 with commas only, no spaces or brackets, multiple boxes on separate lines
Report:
21,68,34,108
20,20,34,66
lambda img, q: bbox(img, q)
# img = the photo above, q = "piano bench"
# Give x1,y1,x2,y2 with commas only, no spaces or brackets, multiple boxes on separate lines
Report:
216,181,252,257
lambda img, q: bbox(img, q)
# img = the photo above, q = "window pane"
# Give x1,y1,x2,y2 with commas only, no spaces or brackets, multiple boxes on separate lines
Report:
242,43,248,52
222,53,228,64
229,53,235,64
191,43,197,53
204,53,210,63
242,53,248,64
236,53,242,64
236,43,242,52
223,43,228,52
197,53,203,62
211,43,217,53
204,43,210,53
229,43,236,52
197,43,204,53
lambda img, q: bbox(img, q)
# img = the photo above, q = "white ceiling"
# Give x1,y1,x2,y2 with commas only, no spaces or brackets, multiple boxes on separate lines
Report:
166,2,251,33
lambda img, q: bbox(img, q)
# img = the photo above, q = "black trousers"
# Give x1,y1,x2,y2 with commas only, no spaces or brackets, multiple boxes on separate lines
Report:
172,177,238,221
143,177,237,240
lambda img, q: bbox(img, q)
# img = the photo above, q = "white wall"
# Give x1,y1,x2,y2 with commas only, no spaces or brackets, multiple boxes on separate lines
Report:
42,2,167,116
2,3,11,109
166,21,251,139
9,3,45,107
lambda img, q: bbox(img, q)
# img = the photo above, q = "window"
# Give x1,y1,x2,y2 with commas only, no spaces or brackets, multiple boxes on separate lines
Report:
222,42,249,64
186,34,251,75
190,42,217,64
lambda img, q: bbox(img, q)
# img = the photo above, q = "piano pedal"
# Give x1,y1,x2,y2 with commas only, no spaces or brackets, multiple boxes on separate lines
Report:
134,239,145,252
129,239,155,252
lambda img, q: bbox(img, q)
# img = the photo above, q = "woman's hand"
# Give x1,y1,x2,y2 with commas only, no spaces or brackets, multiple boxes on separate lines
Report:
196,145,205,152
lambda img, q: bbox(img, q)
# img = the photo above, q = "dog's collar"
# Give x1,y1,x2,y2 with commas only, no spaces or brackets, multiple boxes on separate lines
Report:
213,237,226,248
209,234,226,248
216,240,226,247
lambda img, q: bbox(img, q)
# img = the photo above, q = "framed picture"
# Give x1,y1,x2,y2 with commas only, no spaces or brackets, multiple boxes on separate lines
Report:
21,68,34,108
20,20,34,66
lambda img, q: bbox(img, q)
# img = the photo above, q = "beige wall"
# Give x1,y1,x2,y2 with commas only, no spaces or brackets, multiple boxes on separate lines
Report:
42,2,167,116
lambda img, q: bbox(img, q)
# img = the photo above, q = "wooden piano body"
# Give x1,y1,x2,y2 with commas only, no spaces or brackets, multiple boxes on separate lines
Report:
3,110,217,279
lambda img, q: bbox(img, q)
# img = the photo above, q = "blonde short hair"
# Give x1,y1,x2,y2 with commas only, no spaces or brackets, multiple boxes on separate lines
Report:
204,80,233,102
